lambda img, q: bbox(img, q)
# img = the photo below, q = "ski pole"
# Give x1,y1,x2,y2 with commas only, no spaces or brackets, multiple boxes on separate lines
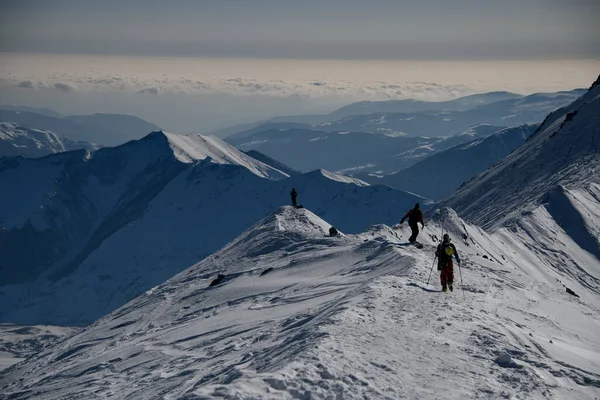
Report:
458,260,465,297
440,211,446,241
426,255,437,285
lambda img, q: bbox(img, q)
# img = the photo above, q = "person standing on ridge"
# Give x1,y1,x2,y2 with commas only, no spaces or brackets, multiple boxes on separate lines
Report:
400,203,424,243
435,233,460,292
290,188,298,207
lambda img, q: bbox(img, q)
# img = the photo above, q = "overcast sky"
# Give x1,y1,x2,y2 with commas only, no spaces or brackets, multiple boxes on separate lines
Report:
1,0,598,59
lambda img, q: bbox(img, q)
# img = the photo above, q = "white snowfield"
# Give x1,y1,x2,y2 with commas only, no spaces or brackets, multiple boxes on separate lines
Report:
1,206,598,399
0,131,426,326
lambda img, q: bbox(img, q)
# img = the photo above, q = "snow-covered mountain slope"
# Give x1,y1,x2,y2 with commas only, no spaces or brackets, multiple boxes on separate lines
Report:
0,132,425,325
374,124,539,200
440,76,600,302
443,76,600,231
0,324,80,371
243,150,301,176
2,206,598,399
0,122,99,158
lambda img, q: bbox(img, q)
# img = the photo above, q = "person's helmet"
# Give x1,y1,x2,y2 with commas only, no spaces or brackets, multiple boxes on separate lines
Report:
443,233,450,242
415,203,420,209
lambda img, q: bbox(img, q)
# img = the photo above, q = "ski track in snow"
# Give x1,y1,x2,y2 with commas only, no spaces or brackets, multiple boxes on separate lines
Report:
2,207,599,399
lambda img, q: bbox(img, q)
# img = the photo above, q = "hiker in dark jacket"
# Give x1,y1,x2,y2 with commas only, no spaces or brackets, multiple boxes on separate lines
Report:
435,233,461,292
290,188,298,207
401,203,424,243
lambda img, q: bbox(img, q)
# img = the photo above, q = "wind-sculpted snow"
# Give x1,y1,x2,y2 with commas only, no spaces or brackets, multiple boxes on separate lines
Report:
2,207,599,399
0,133,426,325
0,325,81,371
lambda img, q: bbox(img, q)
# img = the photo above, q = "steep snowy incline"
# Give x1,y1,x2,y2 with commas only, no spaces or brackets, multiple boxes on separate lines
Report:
439,77,600,293
444,76,600,230
163,132,288,179
243,149,301,176
0,325,81,371
0,123,98,158
2,207,599,399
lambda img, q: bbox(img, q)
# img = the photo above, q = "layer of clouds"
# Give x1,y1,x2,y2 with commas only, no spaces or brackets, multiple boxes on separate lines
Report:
3,74,473,101
1,54,599,133
2,54,598,103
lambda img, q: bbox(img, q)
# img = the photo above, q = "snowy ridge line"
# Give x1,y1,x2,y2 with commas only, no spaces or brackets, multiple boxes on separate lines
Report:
161,131,289,180
0,160,425,327
2,206,599,399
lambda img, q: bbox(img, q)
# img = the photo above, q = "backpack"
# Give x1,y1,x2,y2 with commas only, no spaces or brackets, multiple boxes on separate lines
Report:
437,242,453,268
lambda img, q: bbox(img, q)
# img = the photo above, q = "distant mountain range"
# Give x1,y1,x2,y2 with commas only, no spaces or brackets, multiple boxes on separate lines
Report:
227,124,505,175
213,91,524,137
215,89,584,138
361,124,540,200
314,90,583,137
0,108,161,146
0,122,99,158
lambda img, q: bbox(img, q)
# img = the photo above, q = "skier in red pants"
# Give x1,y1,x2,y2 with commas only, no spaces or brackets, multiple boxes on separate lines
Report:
436,234,460,292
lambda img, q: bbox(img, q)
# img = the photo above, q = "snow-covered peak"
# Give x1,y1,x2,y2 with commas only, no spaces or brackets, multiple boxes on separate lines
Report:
236,206,333,244
160,131,289,179
273,206,333,235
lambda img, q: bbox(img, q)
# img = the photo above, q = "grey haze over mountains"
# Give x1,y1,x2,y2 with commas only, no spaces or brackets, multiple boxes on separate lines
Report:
0,109,161,147
0,105,63,119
